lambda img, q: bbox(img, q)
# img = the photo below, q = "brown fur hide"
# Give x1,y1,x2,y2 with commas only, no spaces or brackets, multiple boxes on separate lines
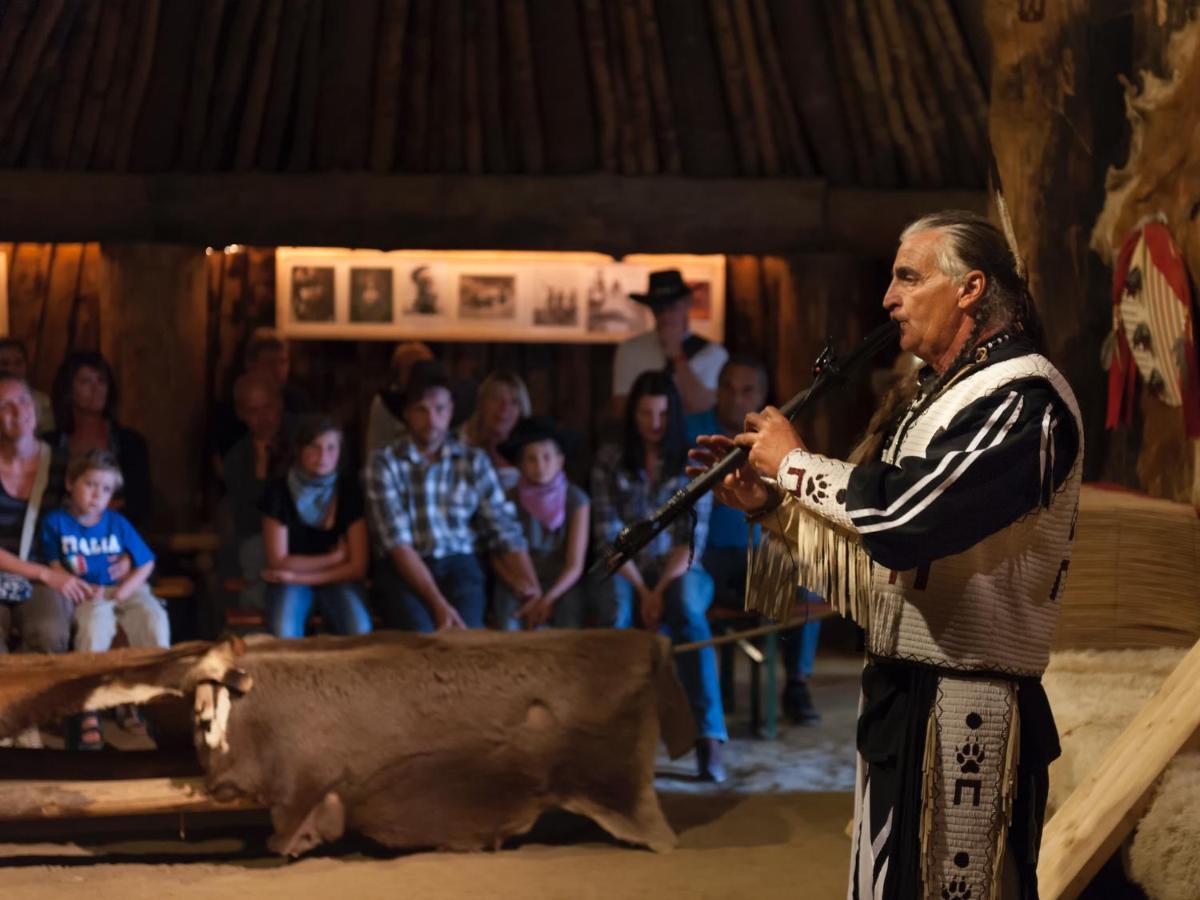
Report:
1092,19,1200,504
0,630,694,857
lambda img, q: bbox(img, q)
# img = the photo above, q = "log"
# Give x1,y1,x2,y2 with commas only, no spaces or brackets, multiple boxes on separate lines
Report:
30,243,83,392
0,0,36,87
257,0,311,171
832,0,899,185
431,0,464,172
931,0,988,153
368,0,411,173
477,0,508,173
0,171,985,257
462,0,483,174
92,0,144,171
0,0,66,142
653,0,738,176
707,0,759,174
48,0,102,168
234,0,285,171
401,0,433,171
877,0,944,184
527,0,598,173
126,0,204,172
1,0,79,166
750,0,815,176
285,0,324,173
1038,638,1200,899
199,0,264,171
315,0,378,171
0,776,256,820
858,0,924,185
112,0,161,171
602,0,639,174
579,0,618,173
634,0,681,174
176,0,227,171
729,0,780,175
618,0,658,174
71,243,103,350
504,0,544,174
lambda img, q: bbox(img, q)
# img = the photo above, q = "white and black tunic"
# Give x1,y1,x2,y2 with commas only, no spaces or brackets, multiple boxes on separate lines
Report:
753,337,1082,900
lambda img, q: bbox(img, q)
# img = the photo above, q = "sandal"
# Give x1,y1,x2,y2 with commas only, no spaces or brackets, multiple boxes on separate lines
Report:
76,713,105,751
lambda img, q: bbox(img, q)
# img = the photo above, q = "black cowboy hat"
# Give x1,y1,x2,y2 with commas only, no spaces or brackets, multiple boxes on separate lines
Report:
498,416,578,464
629,269,693,311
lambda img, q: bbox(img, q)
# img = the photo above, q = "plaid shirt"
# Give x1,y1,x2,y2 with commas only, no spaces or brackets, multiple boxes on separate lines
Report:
365,435,527,559
589,443,710,573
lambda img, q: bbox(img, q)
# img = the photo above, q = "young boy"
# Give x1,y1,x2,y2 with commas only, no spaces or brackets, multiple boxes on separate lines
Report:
39,449,169,654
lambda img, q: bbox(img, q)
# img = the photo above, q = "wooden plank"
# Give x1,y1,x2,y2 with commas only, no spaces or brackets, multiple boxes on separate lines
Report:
400,0,432,171
617,0,657,173
7,244,51,362
707,0,758,174
503,0,543,173
816,0,885,184
199,0,264,171
285,0,323,172
1,0,79,166
48,0,102,168
30,244,82,390
0,170,985,256
113,0,161,171
0,776,256,820
579,0,618,173
527,0,597,173
92,0,143,171
634,0,681,174
653,0,738,176
0,0,66,144
602,0,638,174
256,0,310,171
316,0,378,171
477,0,508,173
1038,638,1200,899
175,0,227,171
0,0,37,87
874,0,942,185
368,0,410,173
430,0,464,172
857,0,924,185
70,242,102,350
729,0,779,175
126,0,201,172
749,0,813,176
462,0,483,174
234,0,284,171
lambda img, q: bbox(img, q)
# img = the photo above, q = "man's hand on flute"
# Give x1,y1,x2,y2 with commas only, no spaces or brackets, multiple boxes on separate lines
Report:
686,405,806,514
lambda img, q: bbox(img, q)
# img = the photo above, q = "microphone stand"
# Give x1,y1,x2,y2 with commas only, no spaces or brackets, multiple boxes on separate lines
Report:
591,319,899,578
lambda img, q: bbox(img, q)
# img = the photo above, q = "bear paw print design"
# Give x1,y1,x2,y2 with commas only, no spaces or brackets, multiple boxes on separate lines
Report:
941,878,973,900
805,473,830,504
956,740,985,774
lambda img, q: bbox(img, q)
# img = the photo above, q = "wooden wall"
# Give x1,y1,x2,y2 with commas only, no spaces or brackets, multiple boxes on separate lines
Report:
3,242,886,530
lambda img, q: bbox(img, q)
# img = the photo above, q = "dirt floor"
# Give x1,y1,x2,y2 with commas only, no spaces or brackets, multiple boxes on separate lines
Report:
0,653,865,899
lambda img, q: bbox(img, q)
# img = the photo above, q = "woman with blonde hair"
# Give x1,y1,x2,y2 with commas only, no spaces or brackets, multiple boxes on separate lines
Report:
458,370,531,490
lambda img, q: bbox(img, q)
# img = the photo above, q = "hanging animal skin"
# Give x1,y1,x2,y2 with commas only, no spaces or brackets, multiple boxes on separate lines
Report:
1105,221,1200,437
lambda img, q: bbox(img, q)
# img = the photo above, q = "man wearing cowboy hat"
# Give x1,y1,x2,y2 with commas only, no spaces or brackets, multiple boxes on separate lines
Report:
613,270,728,416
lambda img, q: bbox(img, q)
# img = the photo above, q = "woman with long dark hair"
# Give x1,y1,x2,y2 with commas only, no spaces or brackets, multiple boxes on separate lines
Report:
46,351,152,529
590,370,727,781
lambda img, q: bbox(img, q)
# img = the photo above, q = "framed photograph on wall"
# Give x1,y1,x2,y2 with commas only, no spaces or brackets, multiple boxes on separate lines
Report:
276,249,724,344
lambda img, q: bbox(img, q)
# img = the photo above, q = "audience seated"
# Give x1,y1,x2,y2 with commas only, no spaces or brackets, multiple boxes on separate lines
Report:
365,361,540,632
0,374,78,657
0,338,54,430
365,341,435,455
212,328,310,458
46,350,152,530
219,374,289,612
260,416,372,638
458,370,531,491
39,449,168,748
687,356,821,724
590,370,727,782
493,417,590,629
613,270,729,416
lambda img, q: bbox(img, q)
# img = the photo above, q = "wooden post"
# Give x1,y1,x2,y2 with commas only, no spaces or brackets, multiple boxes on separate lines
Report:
99,244,208,531
0,776,257,820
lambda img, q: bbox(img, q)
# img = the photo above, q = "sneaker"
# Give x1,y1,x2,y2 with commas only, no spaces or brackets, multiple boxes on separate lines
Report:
782,679,821,724
695,738,728,784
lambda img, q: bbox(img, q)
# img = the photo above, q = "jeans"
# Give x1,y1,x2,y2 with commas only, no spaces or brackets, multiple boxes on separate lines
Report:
493,581,587,630
704,545,821,682
592,566,727,742
374,553,486,632
266,581,373,638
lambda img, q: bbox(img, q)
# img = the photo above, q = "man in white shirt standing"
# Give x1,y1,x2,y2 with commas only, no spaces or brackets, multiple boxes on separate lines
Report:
612,270,728,415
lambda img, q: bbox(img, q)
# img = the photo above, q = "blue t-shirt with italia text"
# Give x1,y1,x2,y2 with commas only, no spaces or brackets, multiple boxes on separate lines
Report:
39,508,155,587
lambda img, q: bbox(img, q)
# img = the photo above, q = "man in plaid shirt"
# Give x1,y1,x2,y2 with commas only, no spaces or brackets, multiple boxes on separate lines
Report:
366,362,539,631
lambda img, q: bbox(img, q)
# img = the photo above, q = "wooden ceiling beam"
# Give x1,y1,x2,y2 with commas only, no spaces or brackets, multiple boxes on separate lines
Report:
0,172,984,256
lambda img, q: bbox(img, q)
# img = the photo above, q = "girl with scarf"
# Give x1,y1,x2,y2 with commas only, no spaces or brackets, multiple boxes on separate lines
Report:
492,417,589,629
259,416,372,638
